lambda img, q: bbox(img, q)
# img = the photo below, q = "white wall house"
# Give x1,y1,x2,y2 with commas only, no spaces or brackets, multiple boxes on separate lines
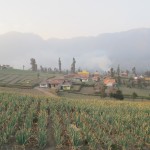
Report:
39,81,48,88
81,78,89,82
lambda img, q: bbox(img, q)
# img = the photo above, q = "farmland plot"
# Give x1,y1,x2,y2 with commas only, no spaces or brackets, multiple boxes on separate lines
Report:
8,76,27,85
0,93,150,150
1,75,19,83
120,87,150,97
0,69,55,88
0,75,11,81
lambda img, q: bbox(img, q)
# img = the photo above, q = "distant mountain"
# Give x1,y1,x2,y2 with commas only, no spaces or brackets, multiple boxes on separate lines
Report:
0,28,150,72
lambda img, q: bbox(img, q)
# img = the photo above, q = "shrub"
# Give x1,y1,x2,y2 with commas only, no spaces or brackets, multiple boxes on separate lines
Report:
132,92,138,99
111,90,124,100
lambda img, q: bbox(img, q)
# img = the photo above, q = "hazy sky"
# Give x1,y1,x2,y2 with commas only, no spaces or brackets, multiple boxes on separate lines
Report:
0,0,150,39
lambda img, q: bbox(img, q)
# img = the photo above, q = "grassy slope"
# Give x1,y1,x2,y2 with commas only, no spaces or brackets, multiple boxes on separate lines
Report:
120,87,150,97
0,69,58,88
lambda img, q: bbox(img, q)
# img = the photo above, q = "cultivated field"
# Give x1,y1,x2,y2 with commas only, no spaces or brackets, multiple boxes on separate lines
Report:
0,69,55,88
0,93,150,150
120,87,150,97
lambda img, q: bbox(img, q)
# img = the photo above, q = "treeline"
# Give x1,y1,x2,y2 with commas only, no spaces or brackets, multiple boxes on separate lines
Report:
30,57,77,73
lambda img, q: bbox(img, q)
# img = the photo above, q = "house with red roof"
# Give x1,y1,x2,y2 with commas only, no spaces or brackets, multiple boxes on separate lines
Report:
103,78,116,87
48,79,64,89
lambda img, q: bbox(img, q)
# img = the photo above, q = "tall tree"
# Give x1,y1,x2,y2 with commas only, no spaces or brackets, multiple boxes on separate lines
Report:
71,57,76,73
58,58,61,73
116,65,121,84
30,58,37,71
132,67,136,76
110,67,114,77
40,65,44,72
117,65,120,77
126,70,129,76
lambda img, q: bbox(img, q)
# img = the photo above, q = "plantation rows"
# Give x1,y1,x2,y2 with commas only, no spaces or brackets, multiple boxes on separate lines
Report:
0,74,41,88
0,93,150,149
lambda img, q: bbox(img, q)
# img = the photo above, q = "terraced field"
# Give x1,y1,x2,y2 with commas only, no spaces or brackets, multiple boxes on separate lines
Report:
0,93,150,150
0,69,55,88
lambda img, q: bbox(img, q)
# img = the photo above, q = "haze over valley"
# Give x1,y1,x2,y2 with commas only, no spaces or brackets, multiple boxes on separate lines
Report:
0,28,150,72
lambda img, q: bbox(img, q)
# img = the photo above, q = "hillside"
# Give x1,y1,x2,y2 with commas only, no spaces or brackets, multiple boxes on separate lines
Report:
0,28,150,71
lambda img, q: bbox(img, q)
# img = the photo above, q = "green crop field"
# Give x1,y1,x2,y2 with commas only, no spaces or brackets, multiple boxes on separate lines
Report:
0,93,150,150
120,87,150,97
0,69,55,88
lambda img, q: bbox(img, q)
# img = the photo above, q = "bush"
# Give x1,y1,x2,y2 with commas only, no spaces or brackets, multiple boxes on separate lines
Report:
132,92,138,99
111,90,124,100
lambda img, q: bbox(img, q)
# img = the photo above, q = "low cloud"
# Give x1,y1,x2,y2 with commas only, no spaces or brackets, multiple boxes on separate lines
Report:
0,28,150,72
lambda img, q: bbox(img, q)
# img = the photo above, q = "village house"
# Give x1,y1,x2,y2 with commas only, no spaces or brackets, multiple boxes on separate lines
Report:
72,77,82,84
48,79,64,89
64,74,76,80
39,81,49,88
144,77,150,85
80,76,89,82
92,76,100,82
0,65,11,70
60,81,72,91
78,70,90,77
103,78,116,87
77,71,89,82
121,72,128,77
92,71,100,82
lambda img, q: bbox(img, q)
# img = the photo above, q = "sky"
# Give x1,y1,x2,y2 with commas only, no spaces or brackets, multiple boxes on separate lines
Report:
0,0,150,39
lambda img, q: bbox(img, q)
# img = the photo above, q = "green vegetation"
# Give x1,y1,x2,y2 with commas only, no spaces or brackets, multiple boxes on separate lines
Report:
0,93,150,149
132,92,138,100
110,90,124,100
0,69,55,88
120,86,150,99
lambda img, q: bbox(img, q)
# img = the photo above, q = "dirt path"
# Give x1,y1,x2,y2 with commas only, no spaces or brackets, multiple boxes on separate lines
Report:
45,109,56,150
34,87,58,98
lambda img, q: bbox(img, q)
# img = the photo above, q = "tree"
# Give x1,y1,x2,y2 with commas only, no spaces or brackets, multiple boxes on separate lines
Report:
132,67,136,76
71,57,76,73
30,58,37,71
126,70,129,76
117,76,121,85
110,68,114,77
137,78,142,88
100,85,106,98
58,58,61,73
117,65,120,77
112,90,124,100
48,67,52,73
23,65,25,70
40,66,44,72
37,72,40,79
132,92,138,100
116,65,121,85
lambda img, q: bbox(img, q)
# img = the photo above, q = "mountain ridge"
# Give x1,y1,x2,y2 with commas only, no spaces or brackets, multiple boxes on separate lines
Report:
0,28,150,71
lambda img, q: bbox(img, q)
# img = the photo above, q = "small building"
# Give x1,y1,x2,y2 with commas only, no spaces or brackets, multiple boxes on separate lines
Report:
64,74,76,79
78,70,90,77
145,77,150,81
81,77,89,82
39,81,49,88
103,78,116,87
48,79,64,89
92,76,100,82
144,77,150,84
121,72,128,77
93,71,100,76
92,71,100,82
72,78,82,84
60,81,72,91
